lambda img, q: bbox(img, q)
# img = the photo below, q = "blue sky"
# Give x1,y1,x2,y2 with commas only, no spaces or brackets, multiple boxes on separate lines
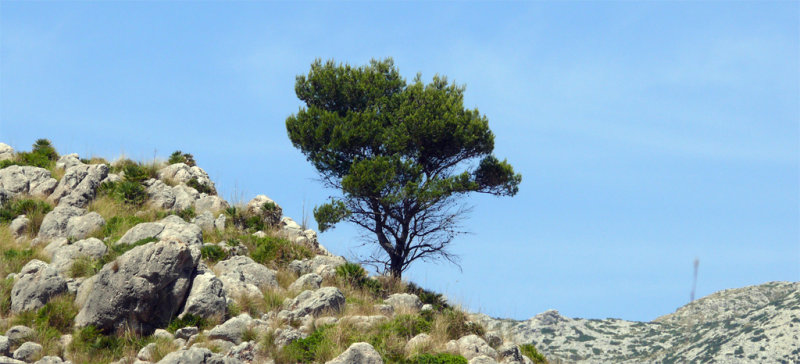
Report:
1,1,797,322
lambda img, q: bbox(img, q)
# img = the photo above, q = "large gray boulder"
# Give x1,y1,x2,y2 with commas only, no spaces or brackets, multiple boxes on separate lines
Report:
117,215,202,246
0,143,13,161
288,273,322,292
49,163,108,207
245,195,281,227
194,196,228,214
156,346,241,364
206,314,252,344
0,335,8,356
287,255,346,279
0,165,58,197
278,287,345,321
385,293,422,313
37,206,86,240
214,256,278,298
455,335,497,360
74,239,200,334
10,260,67,313
158,163,217,195
9,215,30,239
50,238,108,274
179,265,227,319
5,326,34,346
191,211,215,231
12,341,42,362
145,179,177,210
55,153,82,170
325,342,383,364
64,212,105,240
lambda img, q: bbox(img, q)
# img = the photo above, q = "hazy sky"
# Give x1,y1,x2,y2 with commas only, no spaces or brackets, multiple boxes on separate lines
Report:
1,1,797,322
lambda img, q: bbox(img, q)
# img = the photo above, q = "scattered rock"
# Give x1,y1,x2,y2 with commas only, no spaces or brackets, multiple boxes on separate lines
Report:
288,273,322,292
496,344,525,364
207,314,253,344
278,287,345,321
64,212,105,240
117,215,202,246
226,340,256,362
10,260,67,313
75,239,199,334
55,154,82,170
469,355,498,364
191,211,215,231
272,327,305,349
0,166,58,198
5,326,35,346
0,143,13,161
287,255,346,279
325,342,383,364
137,342,157,361
0,335,9,356
9,215,30,239
215,256,278,298
50,237,108,274
49,163,108,207
37,206,86,240
214,215,226,231
176,327,199,340
12,341,42,362
340,315,389,330
33,356,66,364
194,196,228,214
484,331,503,348
456,335,497,360
385,293,422,313
179,265,226,319
153,329,175,341
405,333,431,353
158,163,217,195
245,195,281,227
156,346,241,364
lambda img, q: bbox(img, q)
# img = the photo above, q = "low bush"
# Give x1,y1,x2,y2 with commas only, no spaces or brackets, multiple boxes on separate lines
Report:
250,235,313,268
168,150,196,166
187,177,213,195
0,198,53,236
98,181,147,206
407,353,468,364
336,262,368,287
200,244,226,262
406,282,449,311
166,313,208,333
97,214,147,242
519,343,548,364
175,207,196,221
0,139,59,170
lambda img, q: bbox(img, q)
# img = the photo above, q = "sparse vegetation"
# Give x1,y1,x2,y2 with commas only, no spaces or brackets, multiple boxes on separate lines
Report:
168,150,196,166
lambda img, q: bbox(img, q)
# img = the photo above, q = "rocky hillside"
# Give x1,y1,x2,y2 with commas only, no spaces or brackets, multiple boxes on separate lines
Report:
471,281,800,363
0,140,796,364
0,141,546,364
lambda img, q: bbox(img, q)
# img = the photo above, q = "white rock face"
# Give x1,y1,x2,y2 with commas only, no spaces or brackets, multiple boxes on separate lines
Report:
49,163,108,207
0,165,58,197
12,341,42,362
278,287,346,321
0,143,13,161
474,281,800,364
50,237,108,274
64,211,105,239
55,153,82,170
158,163,217,195
325,342,383,364
456,335,497,360
385,293,422,312
10,260,67,313
288,273,323,292
214,255,278,298
179,265,227,319
37,205,86,240
288,255,346,279
117,215,202,246
206,313,253,344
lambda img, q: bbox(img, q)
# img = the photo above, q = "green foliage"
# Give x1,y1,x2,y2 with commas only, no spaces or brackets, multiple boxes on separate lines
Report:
31,294,79,333
519,343,549,364
70,325,149,360
99,215,147,242
336,262,368,286
187,177,213,194
68,255,101,278
0,139,59,169
282,325,333,363
1,248,36,280
225,206,267,232
168,150,196,166
439,308,484,340
286,58,521,278
250,235,312,267
122,163,149,183
407,353,468,364
99,181,147,206
0,277,14,315
0,198,53,223
200,244,227,262
166,314,208,333
262,201,277,212
175,207,196,221
406,282,449,311
382,314,431,340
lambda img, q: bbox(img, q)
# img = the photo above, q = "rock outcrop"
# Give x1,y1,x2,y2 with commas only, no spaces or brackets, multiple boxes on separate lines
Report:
10,260,67,313
75,239,199,334
0,165,58,198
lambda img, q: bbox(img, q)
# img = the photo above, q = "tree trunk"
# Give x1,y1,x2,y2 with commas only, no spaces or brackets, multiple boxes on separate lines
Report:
389,253,404,279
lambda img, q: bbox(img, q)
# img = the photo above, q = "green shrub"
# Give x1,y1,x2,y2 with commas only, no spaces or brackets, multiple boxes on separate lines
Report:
32,294,79,333
70,325,148,358
122,164,149,183
168,151,196,166
0,198,53,223
282,325,334,363
0,139,58,169
0,277,14,315
262,202,277,212
406,282,449,311
440,308,485,340
519,343,548,364
99,215,147,242
1,248,36,277
68,255,101,278
175,207,196,221
99,181,147,206
336,262,367,287
383,314,431,339
408,353,468,364
250,235,312,267
200,244,226,262
166,314,208,333
187,177,213,195
32,139,58,161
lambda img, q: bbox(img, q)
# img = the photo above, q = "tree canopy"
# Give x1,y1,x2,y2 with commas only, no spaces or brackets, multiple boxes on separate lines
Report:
286,58,521,278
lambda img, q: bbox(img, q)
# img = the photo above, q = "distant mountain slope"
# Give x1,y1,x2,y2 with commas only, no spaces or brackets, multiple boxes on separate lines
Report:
471,281,800,363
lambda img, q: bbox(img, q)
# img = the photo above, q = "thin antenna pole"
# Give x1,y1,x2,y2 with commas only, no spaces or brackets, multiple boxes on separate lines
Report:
690,258,699,302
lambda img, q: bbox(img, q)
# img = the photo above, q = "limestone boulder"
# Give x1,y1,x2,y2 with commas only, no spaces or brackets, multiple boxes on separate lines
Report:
0,143,13,161
117,215,202,246
278,287,345,321
288,255,346,279
158,163,217,195
74,239,199,334
55,153,83,170
214,256,277,298
50,238,108,274
10,260,67,313
191,211,215,231
179,265,227,319
245,195,281,227
385,293,422,313
288,273,322,292
0,165,58,198
64,212,105,240
37,206,86,240
456,335,497,360
12,342,42,362
194,196,228,214
156,346,241,364
206,314,253,344
9,215,30,239
49,163,108,207
325,342,383,364
5,326,35,346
